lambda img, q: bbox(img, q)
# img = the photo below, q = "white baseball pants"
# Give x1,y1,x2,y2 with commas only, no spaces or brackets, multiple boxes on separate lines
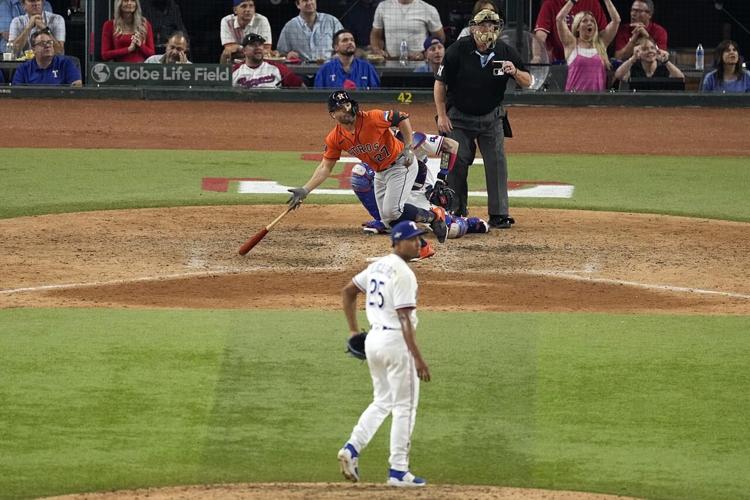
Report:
347,328,420,471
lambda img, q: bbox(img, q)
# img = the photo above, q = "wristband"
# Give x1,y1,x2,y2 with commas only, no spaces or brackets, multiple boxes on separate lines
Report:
569,0,578,4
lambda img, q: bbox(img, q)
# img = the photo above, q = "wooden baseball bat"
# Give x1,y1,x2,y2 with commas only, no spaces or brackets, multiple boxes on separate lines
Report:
238,206,293,256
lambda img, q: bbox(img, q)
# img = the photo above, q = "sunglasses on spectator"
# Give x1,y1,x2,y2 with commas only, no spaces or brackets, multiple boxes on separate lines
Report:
34,40,54,47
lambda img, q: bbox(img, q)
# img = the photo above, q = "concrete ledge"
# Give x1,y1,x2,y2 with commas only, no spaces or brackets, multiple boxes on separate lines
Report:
1,85,748,107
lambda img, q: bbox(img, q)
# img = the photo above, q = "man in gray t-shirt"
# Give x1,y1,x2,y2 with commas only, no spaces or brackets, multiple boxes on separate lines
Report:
370,0,443,60
8,0,64,54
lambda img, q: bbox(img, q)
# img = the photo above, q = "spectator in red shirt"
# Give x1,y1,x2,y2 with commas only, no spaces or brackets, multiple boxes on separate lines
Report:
533,0,607,63
101,0,155,62
614,0,667,60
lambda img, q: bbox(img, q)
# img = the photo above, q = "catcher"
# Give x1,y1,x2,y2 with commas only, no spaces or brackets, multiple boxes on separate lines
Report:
351,131,490,240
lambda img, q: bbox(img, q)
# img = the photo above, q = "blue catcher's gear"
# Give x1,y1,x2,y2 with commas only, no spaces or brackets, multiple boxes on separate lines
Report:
363,220,389,234
466,217,490,233
445,214,469,239
350,163,381,220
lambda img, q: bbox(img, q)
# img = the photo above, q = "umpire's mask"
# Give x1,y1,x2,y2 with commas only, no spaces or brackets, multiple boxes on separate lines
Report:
470,9,504,46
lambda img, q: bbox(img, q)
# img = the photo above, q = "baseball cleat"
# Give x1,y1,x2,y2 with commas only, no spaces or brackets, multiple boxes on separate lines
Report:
387,469,426,487
362,220,390,234
466,217,490,234
489,215,515,229
430,206,448,243
337,444,360,482
412,239,435,261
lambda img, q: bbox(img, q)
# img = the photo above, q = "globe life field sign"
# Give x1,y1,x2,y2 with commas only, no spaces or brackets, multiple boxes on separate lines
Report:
90,63,231,87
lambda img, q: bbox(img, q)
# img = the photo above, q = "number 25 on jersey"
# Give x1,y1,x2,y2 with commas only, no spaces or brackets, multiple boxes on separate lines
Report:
368,279,385,308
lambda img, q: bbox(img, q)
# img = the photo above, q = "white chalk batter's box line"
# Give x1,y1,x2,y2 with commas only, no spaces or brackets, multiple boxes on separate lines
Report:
239,157,574,199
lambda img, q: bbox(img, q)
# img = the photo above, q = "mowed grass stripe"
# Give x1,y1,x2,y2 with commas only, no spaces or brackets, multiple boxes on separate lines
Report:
2,149,749,221
1,309,748,499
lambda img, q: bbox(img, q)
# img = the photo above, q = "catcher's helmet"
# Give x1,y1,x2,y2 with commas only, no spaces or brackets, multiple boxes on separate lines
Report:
328,90,359,114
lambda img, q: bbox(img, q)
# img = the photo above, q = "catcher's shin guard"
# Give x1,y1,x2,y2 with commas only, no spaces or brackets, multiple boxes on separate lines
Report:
445,214,469,239
350,163,381,220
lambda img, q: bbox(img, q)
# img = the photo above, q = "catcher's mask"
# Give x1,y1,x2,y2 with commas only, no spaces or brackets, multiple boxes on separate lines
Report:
328,90,359,115
470,8,504,46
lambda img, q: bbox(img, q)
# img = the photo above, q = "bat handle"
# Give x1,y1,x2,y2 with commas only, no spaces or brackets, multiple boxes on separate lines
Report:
267,206,293,230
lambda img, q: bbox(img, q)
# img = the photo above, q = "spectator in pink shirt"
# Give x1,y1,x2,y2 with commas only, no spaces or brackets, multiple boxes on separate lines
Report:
533,0,607,63
556,0,620,92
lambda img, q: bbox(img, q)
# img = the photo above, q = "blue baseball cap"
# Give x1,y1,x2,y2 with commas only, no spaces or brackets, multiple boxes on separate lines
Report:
423,36,443,51
391,221,426,244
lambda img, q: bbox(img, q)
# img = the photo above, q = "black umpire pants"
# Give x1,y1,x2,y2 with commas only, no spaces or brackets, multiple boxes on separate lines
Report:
446,106,509,218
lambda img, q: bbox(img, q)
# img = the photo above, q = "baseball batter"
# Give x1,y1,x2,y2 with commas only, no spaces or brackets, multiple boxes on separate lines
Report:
338,220,431,487
287,90,448,245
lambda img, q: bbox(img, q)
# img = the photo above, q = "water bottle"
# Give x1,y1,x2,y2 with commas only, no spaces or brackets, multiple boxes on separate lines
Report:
3,41,14,61
695,43,704,71
399,39,408,66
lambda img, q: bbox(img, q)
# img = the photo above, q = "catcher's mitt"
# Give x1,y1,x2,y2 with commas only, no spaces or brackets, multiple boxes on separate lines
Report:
346,331,367,360
426,180,458,212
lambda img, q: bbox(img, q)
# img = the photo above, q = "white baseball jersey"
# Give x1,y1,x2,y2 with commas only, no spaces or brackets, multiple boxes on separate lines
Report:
232,61,282,88
352,253,418,330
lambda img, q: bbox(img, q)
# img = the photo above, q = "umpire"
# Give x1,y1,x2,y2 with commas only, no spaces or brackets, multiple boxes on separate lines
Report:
434,8,531,228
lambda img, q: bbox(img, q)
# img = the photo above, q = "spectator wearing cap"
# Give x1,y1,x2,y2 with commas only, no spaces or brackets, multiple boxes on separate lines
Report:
314,29,380,89
145,31,191,63
277,0,342,63
370,0,444,60
11,29,81,85
232,33,306,89
220,0,272,64
614,0,668,60
414,35,443,73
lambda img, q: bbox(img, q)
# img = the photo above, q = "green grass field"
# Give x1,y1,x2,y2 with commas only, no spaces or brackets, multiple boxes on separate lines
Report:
1,148,749,499
1,310,749,500
2,149,749,221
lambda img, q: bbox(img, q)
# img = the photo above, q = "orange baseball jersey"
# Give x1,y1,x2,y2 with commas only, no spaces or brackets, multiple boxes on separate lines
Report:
323,110,406,172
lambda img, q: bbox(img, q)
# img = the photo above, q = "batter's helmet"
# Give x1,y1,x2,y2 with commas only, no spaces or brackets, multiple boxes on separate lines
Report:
328,90,359,114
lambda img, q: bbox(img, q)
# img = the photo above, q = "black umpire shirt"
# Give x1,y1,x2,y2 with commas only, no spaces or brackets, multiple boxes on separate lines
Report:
435,36,526,116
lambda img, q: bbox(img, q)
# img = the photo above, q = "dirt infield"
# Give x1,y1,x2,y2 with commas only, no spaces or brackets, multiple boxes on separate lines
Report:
46,482,638,500
2,205,749,313
2,100,749,499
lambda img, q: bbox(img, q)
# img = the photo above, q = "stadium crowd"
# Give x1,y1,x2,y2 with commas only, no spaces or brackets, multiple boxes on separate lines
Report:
0,0,748,91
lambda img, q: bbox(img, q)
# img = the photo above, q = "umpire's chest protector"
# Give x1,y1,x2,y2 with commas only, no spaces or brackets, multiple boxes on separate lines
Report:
437,37,526,116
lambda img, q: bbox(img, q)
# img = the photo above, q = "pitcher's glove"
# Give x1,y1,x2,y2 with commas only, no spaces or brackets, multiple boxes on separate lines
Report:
426,179,458,212
346,331,367,360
